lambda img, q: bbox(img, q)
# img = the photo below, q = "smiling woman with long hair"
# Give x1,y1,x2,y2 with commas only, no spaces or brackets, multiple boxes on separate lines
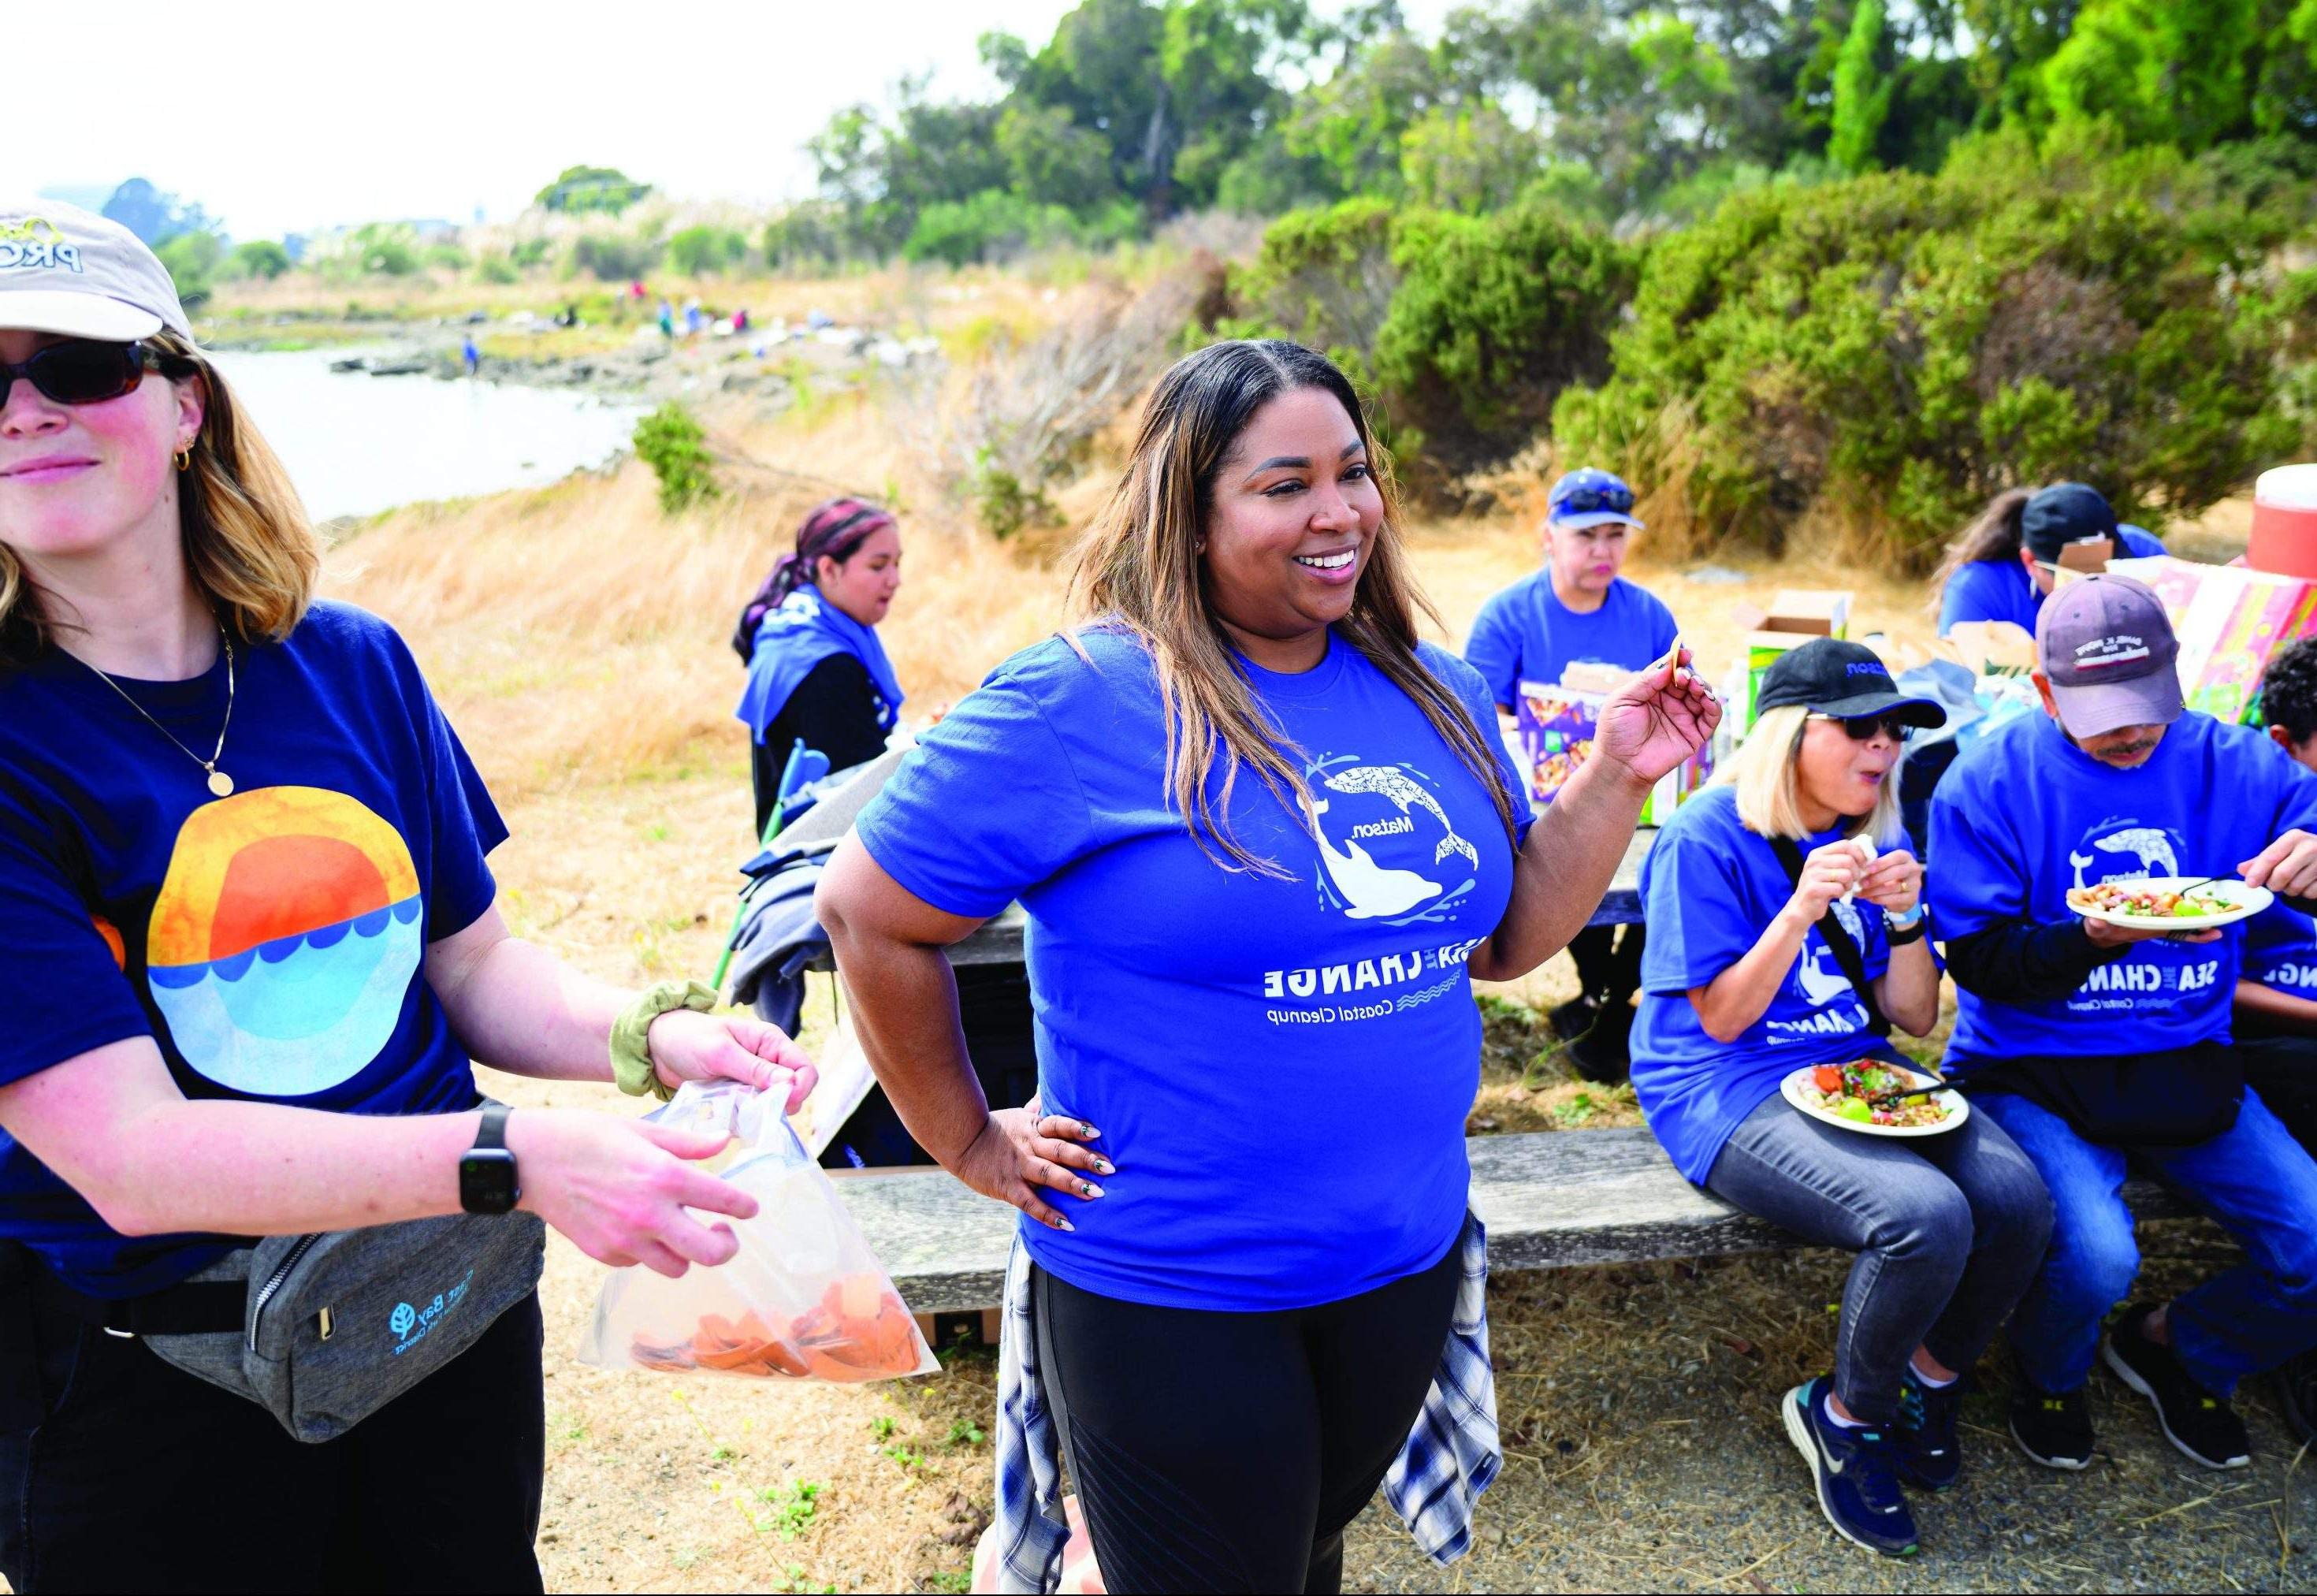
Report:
816,338,1717,1593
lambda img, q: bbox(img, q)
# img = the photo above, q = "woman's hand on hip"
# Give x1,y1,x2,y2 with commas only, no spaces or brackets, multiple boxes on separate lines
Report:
951,1107,1112,1232
1594,645,1722,786
508,1108,762,1278
647,1009,819,1114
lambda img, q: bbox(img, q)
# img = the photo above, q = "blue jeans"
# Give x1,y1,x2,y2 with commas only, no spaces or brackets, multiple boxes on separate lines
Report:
1977,1088,2317,1397
1705,1088,2053,1423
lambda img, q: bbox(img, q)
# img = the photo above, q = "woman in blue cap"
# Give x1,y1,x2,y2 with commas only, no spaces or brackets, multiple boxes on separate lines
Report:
1464,467,1677,1078
1932,482,2166,637
1631,637,2050,1558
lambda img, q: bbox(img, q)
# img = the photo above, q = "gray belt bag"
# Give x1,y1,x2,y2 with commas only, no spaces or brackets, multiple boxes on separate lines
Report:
143,1208,545,1444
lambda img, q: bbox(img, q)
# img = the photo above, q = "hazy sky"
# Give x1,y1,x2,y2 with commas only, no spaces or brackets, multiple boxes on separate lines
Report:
8,0,1450,240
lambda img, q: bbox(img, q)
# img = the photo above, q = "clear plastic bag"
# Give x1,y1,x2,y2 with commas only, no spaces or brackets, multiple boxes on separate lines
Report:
578,1079,939,1383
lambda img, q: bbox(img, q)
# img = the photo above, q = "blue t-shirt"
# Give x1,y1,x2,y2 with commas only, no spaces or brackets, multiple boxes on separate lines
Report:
1629,786,1897,1182
1930,709,2317,1066
1463,572,1677,709
1936,526,2167,636
2244,899,2317,997
0,602,506,1297
853,628,1530,1311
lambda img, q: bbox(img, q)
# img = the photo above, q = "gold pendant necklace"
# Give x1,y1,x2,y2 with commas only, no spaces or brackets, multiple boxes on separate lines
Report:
79,623,238,798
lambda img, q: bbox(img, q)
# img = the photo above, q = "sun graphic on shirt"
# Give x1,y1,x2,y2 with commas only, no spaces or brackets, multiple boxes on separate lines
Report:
144,786,423,1098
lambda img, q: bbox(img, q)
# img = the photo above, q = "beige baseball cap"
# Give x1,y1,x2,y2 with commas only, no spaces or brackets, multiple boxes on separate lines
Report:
0,197,192,342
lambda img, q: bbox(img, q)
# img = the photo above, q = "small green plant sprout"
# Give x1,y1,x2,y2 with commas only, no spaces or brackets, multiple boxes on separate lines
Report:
871,1415,896,1440
753,1480,821,1540
632,402,720,515
928,1573,973,1594
883,1442,925,1471
947,1419,987,1448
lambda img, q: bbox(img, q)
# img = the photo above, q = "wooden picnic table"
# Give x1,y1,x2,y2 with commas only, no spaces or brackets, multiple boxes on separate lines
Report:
782,746,1653,973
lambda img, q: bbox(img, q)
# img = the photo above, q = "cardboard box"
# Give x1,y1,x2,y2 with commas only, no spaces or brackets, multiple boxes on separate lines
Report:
1933,620,2038,677
1730,590,1854,731
2047,538,2115,588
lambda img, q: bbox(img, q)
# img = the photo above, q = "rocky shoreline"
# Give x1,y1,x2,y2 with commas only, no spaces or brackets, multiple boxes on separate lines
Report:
205,314,943,407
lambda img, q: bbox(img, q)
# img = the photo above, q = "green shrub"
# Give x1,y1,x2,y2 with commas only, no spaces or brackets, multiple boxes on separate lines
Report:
1551,147,2304,565
664,225,746,276
633,403,720,515
222,240,292,281
1228,199,1635,471
902,190,1079,266
508,237,553,270
474,254,520,285
571,233,659,282
154,231,223,308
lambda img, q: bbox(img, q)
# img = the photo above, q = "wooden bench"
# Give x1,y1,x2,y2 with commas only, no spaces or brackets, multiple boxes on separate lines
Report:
835,1124,2192,1316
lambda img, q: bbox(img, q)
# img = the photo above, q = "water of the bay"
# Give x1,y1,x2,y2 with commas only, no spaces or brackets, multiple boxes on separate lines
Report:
208,349,645,521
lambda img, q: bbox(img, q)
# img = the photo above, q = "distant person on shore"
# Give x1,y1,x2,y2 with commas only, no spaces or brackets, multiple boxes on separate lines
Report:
0,198,816,1592
1631,638,2045,1558
1932,482,2166,637
683,299,704,338
1463,467,1677,1082
816,338,1717,1594
461,333,480,377
732,498,905,837
732,308,750,336
657,299,675,340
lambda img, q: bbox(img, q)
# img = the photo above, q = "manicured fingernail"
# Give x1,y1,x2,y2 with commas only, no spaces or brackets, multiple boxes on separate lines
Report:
1057,1217,1077,1232
1093,1159,1114,1176
1077,1181,1105,1199
1080,1122,1100,1139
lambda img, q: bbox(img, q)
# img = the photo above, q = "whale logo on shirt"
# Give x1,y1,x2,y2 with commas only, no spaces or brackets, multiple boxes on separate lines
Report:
1321,766,1479,870
1794,941,1854,1007
2069,824,2181,889
1304,795,1443,918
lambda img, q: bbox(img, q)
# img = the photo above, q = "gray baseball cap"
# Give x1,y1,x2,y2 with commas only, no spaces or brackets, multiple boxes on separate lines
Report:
2035,571,2184,738
0,198,191,342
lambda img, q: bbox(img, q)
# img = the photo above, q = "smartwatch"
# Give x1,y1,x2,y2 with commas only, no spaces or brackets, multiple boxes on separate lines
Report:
459,1103,520,1215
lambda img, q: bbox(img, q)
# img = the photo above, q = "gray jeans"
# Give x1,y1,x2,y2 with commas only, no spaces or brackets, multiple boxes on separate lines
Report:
1705,1085,2053,1422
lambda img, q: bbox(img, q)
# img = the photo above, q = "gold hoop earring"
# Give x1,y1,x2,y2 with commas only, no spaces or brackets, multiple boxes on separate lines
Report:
173,445,193,473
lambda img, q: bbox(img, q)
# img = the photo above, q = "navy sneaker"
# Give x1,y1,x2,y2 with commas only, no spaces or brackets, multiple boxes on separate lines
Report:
2103,1304,2251,1470
1894,1371,1963,1490
1781,1377,1921,1557
2009,1381,2096,1471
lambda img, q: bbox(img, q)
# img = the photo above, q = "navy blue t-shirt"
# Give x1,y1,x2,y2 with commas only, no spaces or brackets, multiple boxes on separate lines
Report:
1630,785,1898,1182
0,602,505,1297
1936,526,2167,636
1463,572,1677,709
1931,709,2317,1065
854,628,1529,1311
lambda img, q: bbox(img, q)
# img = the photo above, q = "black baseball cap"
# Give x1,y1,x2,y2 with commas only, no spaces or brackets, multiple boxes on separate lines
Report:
1756,638,1947,729
2022,483,2120,564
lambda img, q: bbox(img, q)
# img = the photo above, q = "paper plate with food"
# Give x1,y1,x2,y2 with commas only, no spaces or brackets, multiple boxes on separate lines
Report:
2066,877,2271,932
1782,1058,1968,1137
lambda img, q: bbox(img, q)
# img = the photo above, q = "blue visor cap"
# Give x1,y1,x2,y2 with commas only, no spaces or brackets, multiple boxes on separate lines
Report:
1549,467,1644,530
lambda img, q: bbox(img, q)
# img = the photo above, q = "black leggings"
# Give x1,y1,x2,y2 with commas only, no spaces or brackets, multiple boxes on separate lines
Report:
1032,1242,1461,1595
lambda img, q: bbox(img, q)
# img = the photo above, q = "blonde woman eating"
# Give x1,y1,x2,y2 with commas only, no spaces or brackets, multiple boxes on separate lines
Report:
1629,637,2049,1558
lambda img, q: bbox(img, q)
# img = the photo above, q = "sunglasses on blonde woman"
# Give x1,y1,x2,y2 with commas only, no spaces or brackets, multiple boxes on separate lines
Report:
0,340,151,409
1809,712,1910,742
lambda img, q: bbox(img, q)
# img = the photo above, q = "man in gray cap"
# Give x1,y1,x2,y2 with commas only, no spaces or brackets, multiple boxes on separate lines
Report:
1929,573,2317,1476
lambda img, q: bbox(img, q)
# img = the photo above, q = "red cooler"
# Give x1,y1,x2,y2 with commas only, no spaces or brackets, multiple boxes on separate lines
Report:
2250,464,2317,579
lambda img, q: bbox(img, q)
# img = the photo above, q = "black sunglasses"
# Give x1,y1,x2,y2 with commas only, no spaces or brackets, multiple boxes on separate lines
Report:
1809,711,1910,742
1553,483,1635,516
0,340,154,409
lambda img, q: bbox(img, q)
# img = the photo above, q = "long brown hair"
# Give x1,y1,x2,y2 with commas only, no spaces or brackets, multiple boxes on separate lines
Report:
1927,486,2033,606
1065,338,1518,875
0,329,319,663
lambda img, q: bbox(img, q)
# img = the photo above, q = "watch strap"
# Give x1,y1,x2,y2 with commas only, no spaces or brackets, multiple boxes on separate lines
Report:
610,979,720,1100
474,1101,511,1151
